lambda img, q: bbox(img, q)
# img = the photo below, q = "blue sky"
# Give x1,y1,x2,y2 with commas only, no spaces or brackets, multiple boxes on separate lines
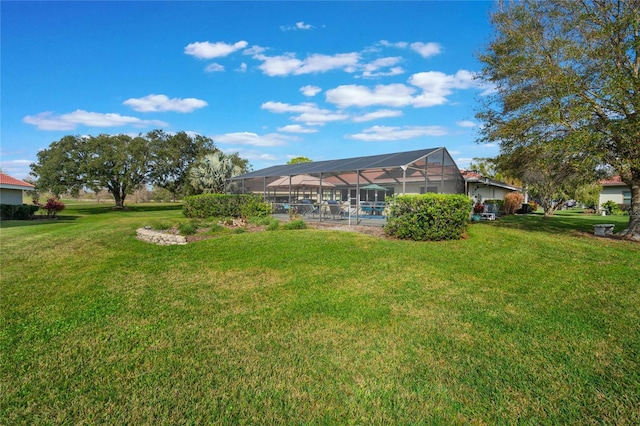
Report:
1,1,497,180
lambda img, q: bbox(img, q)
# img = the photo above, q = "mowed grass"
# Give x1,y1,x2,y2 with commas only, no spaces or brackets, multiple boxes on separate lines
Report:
1,203,638,424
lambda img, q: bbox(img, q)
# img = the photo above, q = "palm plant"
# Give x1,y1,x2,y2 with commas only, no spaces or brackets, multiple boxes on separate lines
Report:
189,152,242,194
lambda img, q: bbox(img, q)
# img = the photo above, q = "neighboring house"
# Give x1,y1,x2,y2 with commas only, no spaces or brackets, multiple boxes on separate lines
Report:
599,176,631,207
461,170,521,203
0,173,35,205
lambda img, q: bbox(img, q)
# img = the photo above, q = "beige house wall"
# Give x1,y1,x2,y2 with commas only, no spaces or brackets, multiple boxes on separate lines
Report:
0,188,25,205
599,185,629,206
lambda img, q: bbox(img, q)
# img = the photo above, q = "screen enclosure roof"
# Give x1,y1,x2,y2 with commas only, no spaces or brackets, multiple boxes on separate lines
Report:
231,147,447,180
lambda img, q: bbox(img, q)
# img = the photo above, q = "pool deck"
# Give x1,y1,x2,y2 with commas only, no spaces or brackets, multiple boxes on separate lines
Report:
272,213,386,227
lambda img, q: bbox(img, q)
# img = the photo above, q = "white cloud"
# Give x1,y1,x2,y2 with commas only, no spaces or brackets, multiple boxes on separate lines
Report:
457,120,477,128
237,62,247,72
409,70,479,107
213,132,293,147
300,85,322,97
184,40,248,59
0,159,34,180
360,57,404,78
261,101,347,125
410,42,441,58
352,109,403,122
243,45,266,56
123,94,208,113
347,125,447,141
281,21,313,31
254,52,359,76
277,124,318,133
292,111,348,125
23,110,167,131
455,157,474,168
1,159,31,166
296,53,359,75
261,101,320,114
233,149,279,163
379,40,408,49
205,63,225,73
326,84,415,108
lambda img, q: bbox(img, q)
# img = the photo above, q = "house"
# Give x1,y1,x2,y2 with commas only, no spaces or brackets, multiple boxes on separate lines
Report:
0,173,35,205
229,147,465,223
461,170,521,203
599,176,631,207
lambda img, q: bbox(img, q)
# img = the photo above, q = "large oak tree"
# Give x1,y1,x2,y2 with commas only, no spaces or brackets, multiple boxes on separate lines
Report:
30,131,247,208
146,130,216,200
477,0,640,239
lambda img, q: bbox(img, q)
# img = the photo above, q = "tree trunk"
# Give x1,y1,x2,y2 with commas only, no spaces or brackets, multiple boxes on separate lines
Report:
109,189,125,209
618,175,640,241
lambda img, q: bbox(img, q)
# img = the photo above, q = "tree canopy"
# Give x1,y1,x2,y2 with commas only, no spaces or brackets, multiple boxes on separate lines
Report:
477,0,640,238
30,131,250,208
287,156,313,164
146,130,216,200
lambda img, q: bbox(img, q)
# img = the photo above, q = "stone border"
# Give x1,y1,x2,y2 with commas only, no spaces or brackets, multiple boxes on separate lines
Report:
136,227,187,245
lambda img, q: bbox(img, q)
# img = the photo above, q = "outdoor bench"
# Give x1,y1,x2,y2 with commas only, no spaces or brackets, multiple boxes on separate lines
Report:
593,224,615,237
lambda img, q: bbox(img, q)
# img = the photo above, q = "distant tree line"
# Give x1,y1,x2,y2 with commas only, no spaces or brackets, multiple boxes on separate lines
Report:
30,130,251,208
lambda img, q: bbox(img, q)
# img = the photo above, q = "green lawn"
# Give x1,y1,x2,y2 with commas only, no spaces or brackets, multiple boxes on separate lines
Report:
1,204,638,424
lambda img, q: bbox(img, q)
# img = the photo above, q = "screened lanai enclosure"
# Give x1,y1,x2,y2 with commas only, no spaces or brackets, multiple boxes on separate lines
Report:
228,147,465,224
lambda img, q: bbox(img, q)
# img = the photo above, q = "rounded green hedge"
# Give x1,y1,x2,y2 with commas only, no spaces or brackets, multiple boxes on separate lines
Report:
0,204,40,220
182,194,272,219
384,194,473,241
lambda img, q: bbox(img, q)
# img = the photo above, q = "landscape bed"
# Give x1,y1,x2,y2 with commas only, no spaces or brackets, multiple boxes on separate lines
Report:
1,203,638,424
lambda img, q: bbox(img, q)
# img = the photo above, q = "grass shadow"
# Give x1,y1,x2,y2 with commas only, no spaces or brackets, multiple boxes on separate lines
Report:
0,215,80,229
476,210,630,237
65,203,183,216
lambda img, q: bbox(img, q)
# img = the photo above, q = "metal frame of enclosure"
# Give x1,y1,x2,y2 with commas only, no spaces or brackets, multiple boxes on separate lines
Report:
228,147,465,224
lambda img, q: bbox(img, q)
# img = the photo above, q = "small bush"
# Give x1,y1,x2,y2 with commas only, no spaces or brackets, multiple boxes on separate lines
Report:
283,219,307,230
208,223,225,233
151,221,173,230
266,220,280,231
502,193,524,215
602,200,623,215
249,216,275,226
42,198,65,218
178,222,197,236
384,194,472,241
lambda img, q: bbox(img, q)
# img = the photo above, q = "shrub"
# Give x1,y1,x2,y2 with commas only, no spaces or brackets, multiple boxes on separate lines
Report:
266,220,280,231
384,194,472,241
208,223,225,233
0,204,39,220
178,222,197,236
283,219,307,230
151,221,173,230
502,192,524,215
602,200,623,215
249,216,276,226
183,194,272,219
42,198,65,218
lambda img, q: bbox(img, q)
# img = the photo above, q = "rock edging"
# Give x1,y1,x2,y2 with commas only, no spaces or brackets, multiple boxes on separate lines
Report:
136,227,187,245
